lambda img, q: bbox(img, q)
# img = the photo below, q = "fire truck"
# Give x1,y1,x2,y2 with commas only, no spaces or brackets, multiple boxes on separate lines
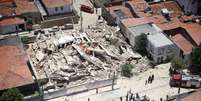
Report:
170,74,201,88
80,4,94,14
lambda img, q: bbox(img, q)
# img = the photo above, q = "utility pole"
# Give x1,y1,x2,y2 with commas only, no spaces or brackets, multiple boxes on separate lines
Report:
80,11,83,32
112,71,115,90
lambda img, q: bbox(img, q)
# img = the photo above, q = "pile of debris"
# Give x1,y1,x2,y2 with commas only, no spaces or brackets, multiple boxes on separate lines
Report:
26,22,149,91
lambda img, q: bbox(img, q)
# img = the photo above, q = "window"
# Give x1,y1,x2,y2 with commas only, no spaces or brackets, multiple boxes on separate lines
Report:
166,47,172,53
60,6,63,10
158,48,165,55
55,7,58,11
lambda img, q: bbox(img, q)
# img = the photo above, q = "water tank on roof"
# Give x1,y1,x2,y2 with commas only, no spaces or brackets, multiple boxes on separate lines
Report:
0,14,2,19
161,8,171,21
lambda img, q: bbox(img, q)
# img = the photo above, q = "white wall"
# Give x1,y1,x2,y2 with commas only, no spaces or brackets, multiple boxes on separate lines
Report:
47,4,72,16
147,41,180,63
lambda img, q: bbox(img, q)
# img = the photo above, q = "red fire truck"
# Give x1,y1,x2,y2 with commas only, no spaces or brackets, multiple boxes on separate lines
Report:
80,4,94,14
170,74,201,88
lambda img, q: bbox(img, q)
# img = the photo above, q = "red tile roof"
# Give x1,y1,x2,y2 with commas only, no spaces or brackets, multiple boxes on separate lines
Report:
181,89,201,101
0,0,14,3
15,0,39,15
0,0,38,17
43,0,72,8
107,5,134,18
0,17,25,26
150,1,182,18
171,33,194,54
127,0,150,17
183,24,201,45
0,46,33,90
0,1,15,16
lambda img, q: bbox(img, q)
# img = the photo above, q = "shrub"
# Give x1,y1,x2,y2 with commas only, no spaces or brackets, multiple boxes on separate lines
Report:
121,64,135,78
0,88,24,101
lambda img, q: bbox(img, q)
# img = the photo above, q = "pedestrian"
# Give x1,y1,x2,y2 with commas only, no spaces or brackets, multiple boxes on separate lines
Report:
148,76,151,83
130,93,133,101
126,93,129,101
152,74,154,81
160,98,163,101
132,96,135,101
136,93,139,99
145,80,147,85
166,95,169,100
88,98,90,101
120,96,123,101
96,88,98,94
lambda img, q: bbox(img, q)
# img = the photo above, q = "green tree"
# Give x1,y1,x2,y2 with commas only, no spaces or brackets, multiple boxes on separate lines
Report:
135,33,147,56
0,88,24,101
171,57,185,70
121,64,135,78
191,44,201,73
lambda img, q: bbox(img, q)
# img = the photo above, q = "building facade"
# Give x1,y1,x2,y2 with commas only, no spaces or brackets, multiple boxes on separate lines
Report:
146,33,180,63
0,17,26,34
176,0,201,15
41,0,73,16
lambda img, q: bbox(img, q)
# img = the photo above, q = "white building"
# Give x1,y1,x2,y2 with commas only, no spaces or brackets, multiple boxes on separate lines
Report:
42,0,73,16
120,18,180,63
146,33,180,63
176,0,201,15
120,18,161,47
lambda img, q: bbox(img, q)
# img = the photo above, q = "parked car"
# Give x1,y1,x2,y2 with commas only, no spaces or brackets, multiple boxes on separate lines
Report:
48,26,59,33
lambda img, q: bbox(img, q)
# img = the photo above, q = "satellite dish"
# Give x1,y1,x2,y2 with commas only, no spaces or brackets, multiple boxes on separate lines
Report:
0,14,3,19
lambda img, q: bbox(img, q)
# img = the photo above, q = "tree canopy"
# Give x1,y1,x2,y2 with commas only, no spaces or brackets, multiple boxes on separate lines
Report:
0,88,24,101
121,64,135,78
135,33,147,56
191,44,201,73
171,57,185,70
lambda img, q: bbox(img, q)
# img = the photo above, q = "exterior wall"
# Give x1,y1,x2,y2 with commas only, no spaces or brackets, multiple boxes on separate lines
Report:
47,4,72,16
22,12,42,24
176,0,201,14
147,41,180,63
0,25,17,34
183,54,191,67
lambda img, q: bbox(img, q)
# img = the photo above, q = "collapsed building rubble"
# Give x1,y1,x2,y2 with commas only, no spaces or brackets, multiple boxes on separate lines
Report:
26,22,150,92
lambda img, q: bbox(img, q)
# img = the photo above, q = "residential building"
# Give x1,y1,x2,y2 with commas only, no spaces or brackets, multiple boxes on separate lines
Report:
0,36,38,95
41,0,73,16
146,33,180,63
0,0,41,33
120,17,158,47
0,17,26,34
176,0,201,15
0,0,41,24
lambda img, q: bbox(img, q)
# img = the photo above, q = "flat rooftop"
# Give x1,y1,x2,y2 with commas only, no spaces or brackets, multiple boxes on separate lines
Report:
147,33,173,47
128,23,161,35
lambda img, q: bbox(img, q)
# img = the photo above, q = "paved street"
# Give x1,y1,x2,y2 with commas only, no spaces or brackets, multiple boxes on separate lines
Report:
49,63,193,101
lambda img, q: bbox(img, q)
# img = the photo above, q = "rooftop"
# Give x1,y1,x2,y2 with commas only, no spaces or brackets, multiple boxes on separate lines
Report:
0,0,39,17
128,23,161,35
0,45,33,90
121,17,153,27
0,17,25,27
106,5,134,19
42,0,72,8
14,0,39,15
181,89,201,101
147,33,173,47
171,34,194,54
150,1,182,18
